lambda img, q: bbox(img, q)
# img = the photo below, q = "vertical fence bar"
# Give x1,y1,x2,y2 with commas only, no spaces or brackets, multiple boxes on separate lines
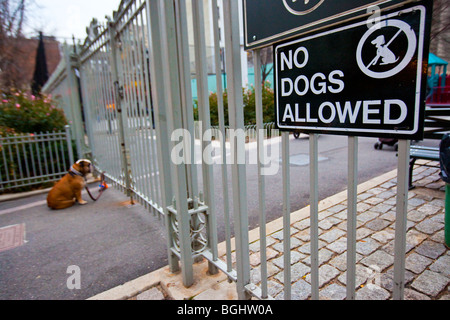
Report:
191,0,219,271
393,139,410,300
161,0,194,287
146,0,178,273
109,21,133,199
211,0,232,273
347,136,358,300
254,49,268,299
223,0,251,300
282,131,291,300
310,133,319,300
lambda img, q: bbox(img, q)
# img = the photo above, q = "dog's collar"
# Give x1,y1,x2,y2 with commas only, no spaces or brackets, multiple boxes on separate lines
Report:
69,166,84,178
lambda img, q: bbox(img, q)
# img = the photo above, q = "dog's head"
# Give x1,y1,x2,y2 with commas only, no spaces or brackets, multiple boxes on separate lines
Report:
72,159,94,176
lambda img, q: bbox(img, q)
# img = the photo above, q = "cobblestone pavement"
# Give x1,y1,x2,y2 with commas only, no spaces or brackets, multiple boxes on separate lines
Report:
243,161,449,300
107,160,449,301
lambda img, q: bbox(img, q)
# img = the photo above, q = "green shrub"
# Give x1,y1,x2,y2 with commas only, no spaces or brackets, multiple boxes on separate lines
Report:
0,90,67,133
194,82,275,126
0,90,71,194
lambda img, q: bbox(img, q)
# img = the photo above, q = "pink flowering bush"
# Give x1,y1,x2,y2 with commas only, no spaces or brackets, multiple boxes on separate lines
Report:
0,90,67,134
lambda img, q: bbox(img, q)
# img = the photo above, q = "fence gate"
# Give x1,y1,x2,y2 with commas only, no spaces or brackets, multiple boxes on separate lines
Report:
41,0,427,300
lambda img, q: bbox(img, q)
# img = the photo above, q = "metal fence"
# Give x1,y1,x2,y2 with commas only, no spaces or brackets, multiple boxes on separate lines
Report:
0,126,74,192
42,0,414,301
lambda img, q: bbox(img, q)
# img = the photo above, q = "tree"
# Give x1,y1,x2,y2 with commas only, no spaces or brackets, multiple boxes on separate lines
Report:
0,0,28,90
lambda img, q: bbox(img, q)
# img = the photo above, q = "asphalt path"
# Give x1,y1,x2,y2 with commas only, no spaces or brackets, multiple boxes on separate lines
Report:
0,134,438,299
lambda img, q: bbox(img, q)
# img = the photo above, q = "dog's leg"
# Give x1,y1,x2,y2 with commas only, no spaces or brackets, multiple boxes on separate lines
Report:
75,189,88,205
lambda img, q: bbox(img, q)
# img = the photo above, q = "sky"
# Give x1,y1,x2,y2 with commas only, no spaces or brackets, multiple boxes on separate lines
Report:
24,0,121,42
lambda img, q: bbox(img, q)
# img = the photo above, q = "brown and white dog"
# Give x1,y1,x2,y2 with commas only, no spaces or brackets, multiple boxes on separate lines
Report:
47,159,94,210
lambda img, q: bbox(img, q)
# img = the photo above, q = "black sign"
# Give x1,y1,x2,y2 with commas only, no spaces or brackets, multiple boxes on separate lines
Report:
274,2,432,139
244,0,412,50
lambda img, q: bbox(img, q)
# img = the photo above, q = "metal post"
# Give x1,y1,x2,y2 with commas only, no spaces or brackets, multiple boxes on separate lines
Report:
64,44,84,159
393,139,410,300
223,0,251,300
254,49,268,299
310,133,319,300
191,0,218,274
108,22,133,199
146,0,178,273
347,136,358,300
160,0,194,287
65,125,74,165
282,131,291,300
211,0,232,273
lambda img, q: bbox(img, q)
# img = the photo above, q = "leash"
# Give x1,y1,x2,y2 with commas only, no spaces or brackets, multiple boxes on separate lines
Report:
85,172,108,201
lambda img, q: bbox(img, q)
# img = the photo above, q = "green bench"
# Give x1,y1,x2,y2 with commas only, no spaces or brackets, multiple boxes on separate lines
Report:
409,145,440,189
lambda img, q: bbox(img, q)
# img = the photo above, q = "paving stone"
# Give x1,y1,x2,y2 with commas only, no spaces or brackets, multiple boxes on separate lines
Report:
320,228,346,243
415,240,447,259
303,248,334,267
305,265,340,287
367,187,386,195
356,227,374,240
356,284,390,300
406,229,428,247
364,197,385,206
378,268,415,292
404,288,431,300
249,248,278,266
293,219,310,231
416,204,442,217
326,238,347,254
357,203,373,214
274,262,310,283
357,210,379,223
272,237,303,252
327,204,347,213
365,218,391,231
377,190,396,199
408,209,430,222
319,217,342,230
275,279,310,300
405,252,433,274
407,197,426,208
411,270,450,297
298,240,326,254
249,237,277,252
380,210,396,222
371,229,395,244
136,287,165,300
294,229,310,242
267,280,283,297
372,203,393,214
329,252,362,271
429,254,450,277
338,264,372,289
320,283,347,300
415,219,444,235
272,251,305,269
356,238,381,255
360,250,394,272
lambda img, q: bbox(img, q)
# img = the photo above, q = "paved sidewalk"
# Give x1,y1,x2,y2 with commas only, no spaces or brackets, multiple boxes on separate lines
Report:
89,160,449,300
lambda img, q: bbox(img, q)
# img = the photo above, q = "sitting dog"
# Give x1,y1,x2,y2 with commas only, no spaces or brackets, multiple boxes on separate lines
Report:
47,159,94,210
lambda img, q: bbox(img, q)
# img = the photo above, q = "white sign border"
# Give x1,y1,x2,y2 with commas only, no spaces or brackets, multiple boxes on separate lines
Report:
275,5,427,137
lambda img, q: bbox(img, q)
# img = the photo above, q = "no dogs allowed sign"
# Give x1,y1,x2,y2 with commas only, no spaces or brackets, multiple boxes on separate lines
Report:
275,1,432,139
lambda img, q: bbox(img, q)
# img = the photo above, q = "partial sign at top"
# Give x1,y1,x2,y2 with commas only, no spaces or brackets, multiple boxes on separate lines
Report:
243,0,411,49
